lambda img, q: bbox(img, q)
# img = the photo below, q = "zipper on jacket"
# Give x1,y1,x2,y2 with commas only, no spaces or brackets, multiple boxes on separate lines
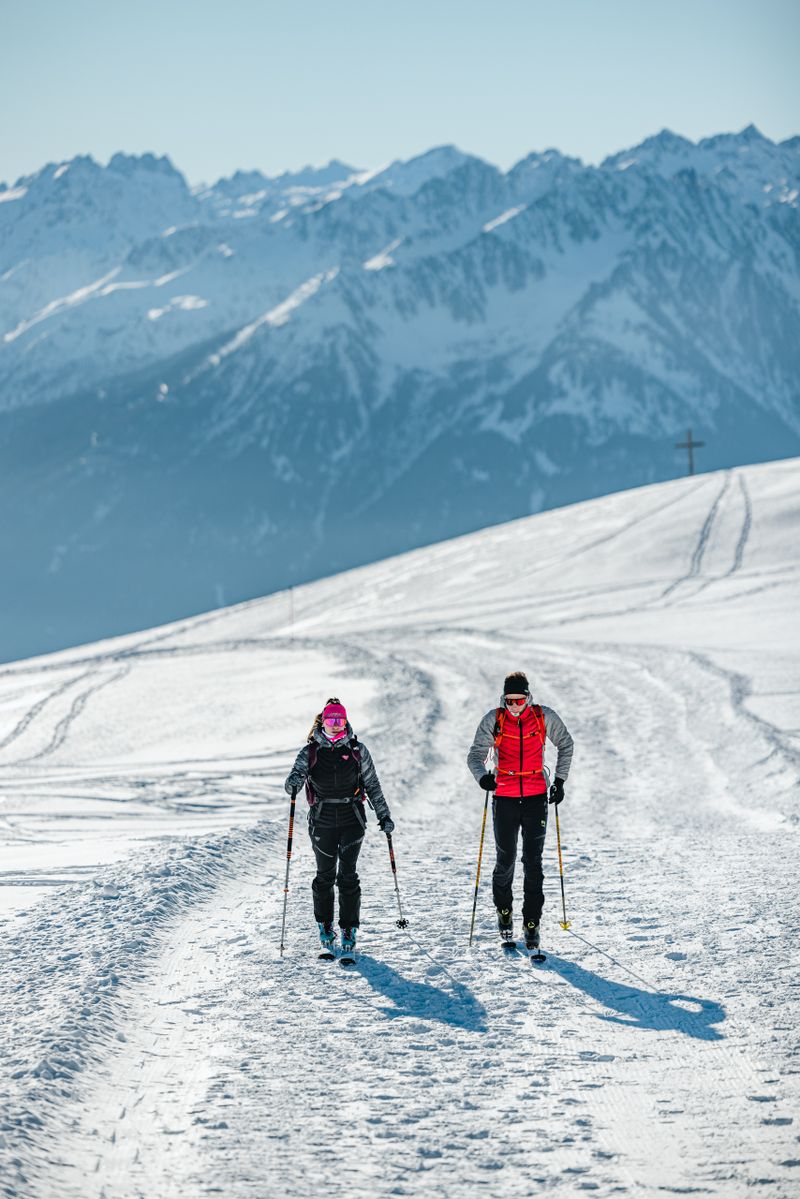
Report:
519,710,524,797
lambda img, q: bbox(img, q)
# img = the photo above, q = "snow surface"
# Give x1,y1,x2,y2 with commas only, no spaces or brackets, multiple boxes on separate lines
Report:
482,205,525,233
1,458,799,1197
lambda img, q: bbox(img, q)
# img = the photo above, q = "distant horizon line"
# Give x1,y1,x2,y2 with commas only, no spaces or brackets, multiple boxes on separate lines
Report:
3,123,798,193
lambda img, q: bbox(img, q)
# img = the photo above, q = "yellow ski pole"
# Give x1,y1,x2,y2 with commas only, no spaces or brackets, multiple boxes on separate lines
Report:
554,803,571,930
468,790,489,946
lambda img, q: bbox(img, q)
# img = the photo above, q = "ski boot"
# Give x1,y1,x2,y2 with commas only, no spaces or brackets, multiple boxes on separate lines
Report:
524,921,540,950
340,926,357,965
525,921,547,963
318,921,336,960
497,908,515,946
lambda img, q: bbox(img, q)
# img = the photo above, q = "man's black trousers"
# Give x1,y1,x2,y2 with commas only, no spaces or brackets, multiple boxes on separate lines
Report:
308,802,365,928
492,795,548,926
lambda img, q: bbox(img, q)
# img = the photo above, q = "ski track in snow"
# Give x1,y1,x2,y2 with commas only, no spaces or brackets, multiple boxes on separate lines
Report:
1,460,799,1198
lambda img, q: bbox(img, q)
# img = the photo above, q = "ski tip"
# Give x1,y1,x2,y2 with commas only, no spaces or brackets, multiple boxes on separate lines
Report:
318,951,336,961
501,940,518,951
339,955,356,967
530,951,547,964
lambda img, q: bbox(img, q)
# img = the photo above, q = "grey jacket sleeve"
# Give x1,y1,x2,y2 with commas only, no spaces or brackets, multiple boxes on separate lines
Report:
285,744,311,795
359,744,390,822
467,710,497,784
542,706,574,780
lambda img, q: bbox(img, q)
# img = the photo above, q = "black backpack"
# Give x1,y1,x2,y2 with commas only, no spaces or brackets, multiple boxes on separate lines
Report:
305,736,364,807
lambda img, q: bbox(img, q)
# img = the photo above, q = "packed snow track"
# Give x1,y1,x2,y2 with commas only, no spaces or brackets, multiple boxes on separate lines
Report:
1,460,798,1197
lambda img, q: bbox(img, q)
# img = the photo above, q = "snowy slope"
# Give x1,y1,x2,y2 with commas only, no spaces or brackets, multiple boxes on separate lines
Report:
1,458,798,1197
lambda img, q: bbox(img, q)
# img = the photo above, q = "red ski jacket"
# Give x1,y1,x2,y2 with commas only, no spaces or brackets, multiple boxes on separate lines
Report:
494,705,547,797
467,698,574,797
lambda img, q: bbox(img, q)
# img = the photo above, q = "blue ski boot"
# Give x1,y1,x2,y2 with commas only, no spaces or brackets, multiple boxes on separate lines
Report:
340,926,357,965
318,921,336,960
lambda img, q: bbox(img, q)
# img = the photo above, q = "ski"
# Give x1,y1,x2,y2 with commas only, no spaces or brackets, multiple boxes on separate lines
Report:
318,950,336,961
527,948,547,965
339,951,357,967
501,940,518,952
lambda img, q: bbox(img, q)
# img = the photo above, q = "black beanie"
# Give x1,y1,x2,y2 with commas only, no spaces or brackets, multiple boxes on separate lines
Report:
503,671,529,695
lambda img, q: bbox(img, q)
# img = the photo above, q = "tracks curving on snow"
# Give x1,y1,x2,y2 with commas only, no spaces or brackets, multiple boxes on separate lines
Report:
0,459,798,1197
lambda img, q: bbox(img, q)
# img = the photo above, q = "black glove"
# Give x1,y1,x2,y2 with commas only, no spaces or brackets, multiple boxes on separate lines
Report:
379,816,395,834
549,777,565,805
479,773,497,791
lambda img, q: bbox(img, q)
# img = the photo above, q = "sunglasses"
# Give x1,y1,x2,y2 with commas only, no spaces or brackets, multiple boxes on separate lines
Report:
505,696,527,706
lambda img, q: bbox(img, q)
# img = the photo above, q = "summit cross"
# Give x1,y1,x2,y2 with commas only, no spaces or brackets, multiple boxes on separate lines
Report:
675,428,705,476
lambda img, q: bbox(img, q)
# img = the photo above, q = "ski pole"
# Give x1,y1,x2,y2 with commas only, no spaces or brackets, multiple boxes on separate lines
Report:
386,833,409,929
279,787,297,956
554,803,571,930
468,790,489,946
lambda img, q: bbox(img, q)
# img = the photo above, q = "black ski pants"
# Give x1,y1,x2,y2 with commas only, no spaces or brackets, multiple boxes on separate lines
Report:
308,801,365,928
492,795,548,926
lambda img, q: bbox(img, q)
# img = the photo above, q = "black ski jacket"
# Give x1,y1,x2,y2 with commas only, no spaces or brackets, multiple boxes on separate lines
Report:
284,727,392,824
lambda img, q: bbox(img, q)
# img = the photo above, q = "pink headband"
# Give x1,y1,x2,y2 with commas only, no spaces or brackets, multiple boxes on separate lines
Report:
322,703,347,722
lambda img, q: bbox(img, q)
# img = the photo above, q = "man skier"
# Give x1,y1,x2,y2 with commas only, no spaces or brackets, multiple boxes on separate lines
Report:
467,671,574,949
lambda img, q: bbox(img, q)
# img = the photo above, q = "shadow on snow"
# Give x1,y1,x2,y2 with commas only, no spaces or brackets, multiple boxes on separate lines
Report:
353,953,488,1032
547,955,726,1041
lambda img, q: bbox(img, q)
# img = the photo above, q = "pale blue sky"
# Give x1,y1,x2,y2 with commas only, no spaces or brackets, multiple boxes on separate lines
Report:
2,0,798,185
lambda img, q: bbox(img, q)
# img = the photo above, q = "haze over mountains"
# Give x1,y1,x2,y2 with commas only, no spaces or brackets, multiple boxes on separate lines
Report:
1,126,798,662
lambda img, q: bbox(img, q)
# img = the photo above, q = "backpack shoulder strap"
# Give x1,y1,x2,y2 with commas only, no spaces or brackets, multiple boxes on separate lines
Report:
305,741,318,805
349,736,366,801
493,708,506,747
530,704,546,742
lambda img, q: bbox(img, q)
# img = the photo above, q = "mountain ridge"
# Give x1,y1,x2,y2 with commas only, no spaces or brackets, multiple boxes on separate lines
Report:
0,126,798,662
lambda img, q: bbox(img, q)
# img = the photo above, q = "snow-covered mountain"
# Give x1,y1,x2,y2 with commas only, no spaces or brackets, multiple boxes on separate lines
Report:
1,128,798,662
1,459,798,1196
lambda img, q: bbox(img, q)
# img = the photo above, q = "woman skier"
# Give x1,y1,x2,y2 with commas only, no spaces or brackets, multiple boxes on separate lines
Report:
467,671,574,950
284,698,394,956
